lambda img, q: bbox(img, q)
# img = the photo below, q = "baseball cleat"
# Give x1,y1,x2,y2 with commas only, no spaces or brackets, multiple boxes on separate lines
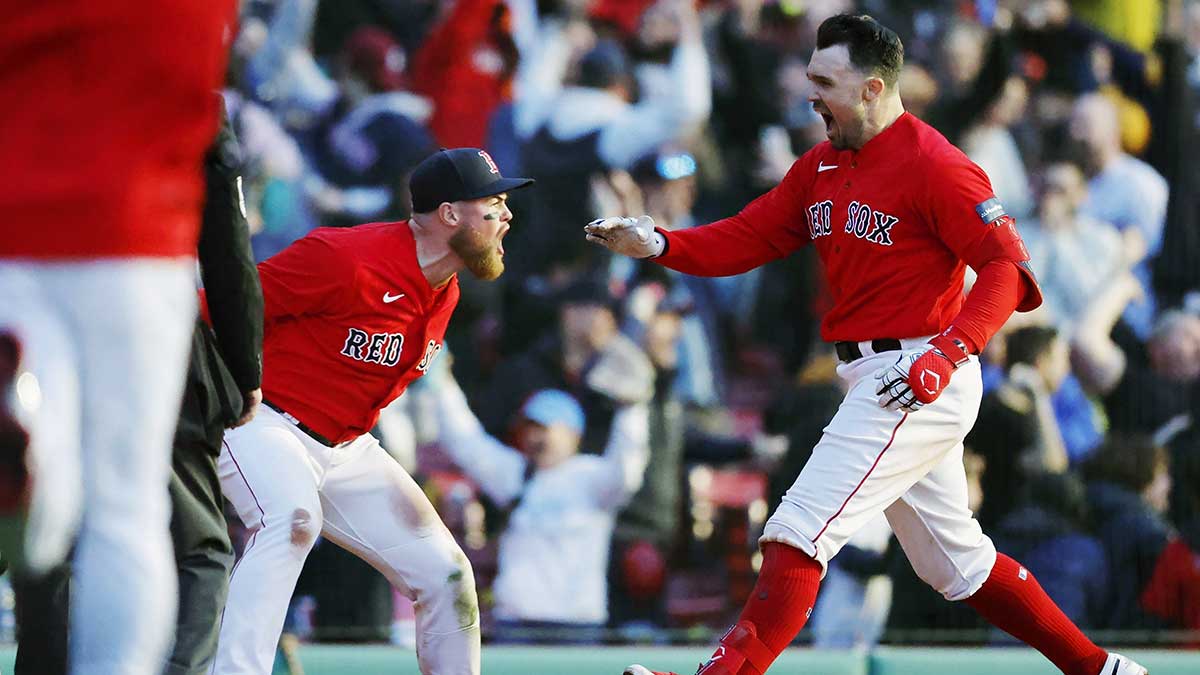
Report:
624,666,678,675
1099,652,1148,675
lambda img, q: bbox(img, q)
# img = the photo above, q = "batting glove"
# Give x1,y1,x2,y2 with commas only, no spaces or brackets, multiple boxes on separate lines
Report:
874,334,970,412
584,215,666,259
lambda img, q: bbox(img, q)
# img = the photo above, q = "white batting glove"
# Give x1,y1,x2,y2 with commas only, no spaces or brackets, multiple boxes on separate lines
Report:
873,335,969,413
874,349,931,413
584,215,666,259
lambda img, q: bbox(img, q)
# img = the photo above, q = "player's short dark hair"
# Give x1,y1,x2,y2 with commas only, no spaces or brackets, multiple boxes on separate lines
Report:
1005,325,1060,371
816,14,904,86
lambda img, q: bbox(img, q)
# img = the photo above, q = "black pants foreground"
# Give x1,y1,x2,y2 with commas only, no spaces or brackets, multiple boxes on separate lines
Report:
163,424,235,675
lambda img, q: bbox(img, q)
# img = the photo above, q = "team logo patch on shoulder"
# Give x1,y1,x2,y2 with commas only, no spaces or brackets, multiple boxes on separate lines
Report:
975,197,1008,226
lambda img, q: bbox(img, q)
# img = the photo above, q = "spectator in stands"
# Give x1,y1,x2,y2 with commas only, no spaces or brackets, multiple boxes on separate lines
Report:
475,277,655,457
1019,161,1129,328
1077,306,1200,435
221,87,315,260
609,281,764,631
508,0,711,279
921,16,1020,150
622,148,729,407
1083,434,1174,630
240,0,338,129
309,26,437,227
1139,443,1200,637
409,0,518,149
993,472,1109,631
969,325,1071,530
433,379,649,641
1070,92,1168,338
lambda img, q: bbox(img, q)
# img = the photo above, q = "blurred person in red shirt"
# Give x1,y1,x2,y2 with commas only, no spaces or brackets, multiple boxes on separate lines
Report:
0,1,236,673
409,0,519,149
1140,442,1200,640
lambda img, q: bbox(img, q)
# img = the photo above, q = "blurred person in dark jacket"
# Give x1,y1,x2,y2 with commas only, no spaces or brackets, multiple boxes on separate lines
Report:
1082,434,1175,631
309,26,437,227
607,281,769,630
969,324,1071,530
1075,307,1200,436
474,277,655,460
993,472,1109,631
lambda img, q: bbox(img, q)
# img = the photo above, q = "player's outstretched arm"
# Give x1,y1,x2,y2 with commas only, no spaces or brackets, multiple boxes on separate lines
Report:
585,159,812,276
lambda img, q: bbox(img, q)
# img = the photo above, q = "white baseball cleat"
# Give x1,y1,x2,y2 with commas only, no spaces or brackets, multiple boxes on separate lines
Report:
1100,652,1148,675
624,666,677,675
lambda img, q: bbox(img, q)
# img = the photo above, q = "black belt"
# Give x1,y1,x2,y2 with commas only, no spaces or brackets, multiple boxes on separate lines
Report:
262,399,337,447
834,338,903,363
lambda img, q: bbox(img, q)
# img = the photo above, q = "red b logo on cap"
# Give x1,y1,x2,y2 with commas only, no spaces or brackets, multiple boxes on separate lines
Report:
478,150,500,175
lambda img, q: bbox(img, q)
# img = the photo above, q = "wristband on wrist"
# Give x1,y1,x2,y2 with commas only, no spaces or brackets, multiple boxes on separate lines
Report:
929,333,970,368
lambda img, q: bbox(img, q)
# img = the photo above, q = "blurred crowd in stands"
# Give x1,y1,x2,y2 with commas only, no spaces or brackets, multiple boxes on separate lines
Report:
219,0,1200,649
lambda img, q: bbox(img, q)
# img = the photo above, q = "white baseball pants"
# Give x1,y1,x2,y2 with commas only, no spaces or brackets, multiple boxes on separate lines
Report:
0,259,196,675
763,338,996,602
211,405,479,674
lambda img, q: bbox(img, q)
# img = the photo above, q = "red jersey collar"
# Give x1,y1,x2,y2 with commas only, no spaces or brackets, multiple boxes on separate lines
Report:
838,111,918,164
393,220,457,305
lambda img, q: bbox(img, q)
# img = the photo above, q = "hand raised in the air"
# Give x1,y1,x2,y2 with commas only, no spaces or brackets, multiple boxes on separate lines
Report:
584,215,666,259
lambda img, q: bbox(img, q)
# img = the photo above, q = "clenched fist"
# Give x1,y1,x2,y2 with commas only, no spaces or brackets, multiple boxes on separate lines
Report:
584,215,666,259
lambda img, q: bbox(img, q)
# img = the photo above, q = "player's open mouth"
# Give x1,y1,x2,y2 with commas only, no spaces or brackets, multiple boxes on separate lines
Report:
821,113,835,132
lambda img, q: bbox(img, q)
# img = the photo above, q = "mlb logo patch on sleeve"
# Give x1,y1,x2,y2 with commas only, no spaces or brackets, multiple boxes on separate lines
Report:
975,197,1007,225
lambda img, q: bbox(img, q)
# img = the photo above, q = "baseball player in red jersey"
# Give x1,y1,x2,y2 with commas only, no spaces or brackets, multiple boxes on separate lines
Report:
586,14,1146,675
0,2,235,673
209,148,532,674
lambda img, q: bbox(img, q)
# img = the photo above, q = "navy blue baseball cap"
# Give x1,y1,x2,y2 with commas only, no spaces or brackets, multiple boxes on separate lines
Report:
409,147,534,213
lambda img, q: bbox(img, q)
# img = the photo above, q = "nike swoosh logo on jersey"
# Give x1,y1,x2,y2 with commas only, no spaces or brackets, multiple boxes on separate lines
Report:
383,292,405,303
817,162,838,173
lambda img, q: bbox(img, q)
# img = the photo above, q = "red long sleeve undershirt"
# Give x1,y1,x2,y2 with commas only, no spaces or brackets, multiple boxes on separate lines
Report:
943,260,1023,354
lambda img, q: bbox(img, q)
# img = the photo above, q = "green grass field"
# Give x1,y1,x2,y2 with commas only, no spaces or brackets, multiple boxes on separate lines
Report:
2,644,1196,674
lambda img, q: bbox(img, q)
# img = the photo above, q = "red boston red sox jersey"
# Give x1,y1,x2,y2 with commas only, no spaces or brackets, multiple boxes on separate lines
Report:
257,222,458,443
656,112,1038,344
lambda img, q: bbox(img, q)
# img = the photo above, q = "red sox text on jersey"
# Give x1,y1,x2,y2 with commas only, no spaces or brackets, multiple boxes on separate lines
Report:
254,222,457,444
806,199,898,247
652,112,1039,344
